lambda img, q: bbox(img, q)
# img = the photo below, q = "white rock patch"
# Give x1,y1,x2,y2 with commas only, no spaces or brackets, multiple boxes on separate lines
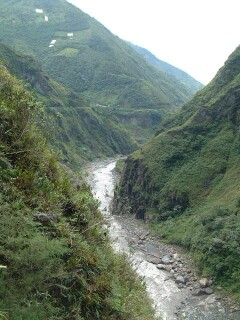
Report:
45,16,48,22
67,33,74,37
50,40,56,45
35,9,43,14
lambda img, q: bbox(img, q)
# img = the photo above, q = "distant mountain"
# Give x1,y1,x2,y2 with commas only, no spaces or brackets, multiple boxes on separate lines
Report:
0,0,201,144
129,43,204,92
0,0,195,108
115,45,240,295
0,44,135,166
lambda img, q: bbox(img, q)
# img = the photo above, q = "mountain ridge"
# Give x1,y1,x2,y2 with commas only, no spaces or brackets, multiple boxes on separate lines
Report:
0,43,135,167
114,45,240,297
0,0,203,146
129,42,204,92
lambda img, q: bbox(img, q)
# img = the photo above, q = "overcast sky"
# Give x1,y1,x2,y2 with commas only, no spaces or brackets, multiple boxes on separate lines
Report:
67,0,240,84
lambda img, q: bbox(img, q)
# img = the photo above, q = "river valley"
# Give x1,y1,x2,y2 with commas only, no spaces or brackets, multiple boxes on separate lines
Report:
86,158,240,320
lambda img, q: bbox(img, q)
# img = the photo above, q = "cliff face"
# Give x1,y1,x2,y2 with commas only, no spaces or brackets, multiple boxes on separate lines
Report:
114,46,240,296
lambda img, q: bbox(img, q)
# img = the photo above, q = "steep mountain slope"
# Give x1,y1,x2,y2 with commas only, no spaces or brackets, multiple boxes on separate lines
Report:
0,0,200,143
0,44,135,166
0,0,194,108
115,45,240,296
129,43,204,92
0,43,84,107
0,65,156,319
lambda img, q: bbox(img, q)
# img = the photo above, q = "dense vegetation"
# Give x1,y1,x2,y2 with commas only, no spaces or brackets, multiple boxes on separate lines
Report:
129,43,204,91
0,43,135,167
0,0,195,108
115,45,240,298
0,0,202,144
0,66,157,319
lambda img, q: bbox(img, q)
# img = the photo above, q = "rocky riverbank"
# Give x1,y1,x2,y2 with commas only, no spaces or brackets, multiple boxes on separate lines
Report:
112,213,240,318
86,158,240,320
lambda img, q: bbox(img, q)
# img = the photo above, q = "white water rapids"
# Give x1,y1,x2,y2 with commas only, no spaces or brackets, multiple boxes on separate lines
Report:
86,158,239,320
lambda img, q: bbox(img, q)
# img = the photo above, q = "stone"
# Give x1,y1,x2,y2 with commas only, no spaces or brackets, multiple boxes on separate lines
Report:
191,289,204,296
157,264,164,270
204,288,214,295
149,258,162,265
165,265,172,272
146,244,161,258
178,283,185,289
173,253,179,260
199,278,208,288
33,212,60,225
194,283,201,289
175,275,185,284
162,256,171,264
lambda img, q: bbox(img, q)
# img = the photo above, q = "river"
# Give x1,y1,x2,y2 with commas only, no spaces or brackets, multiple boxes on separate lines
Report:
86,158,240,320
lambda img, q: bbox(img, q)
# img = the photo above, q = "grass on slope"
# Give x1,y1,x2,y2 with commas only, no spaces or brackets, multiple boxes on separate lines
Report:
116,46,240,298
51,105,136,166
0,43,136,168
0,65,157,319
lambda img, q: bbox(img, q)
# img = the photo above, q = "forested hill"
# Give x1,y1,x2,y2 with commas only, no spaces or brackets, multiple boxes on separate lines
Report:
0,43,135,167
0,0,198,110
115,45,240,296
129,43,204,92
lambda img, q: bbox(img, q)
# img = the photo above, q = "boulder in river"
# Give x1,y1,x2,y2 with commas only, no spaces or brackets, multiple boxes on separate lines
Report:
149,258,162,265
191,289,205,296
175,275,185,284
204,288,214,295
162,256,171,264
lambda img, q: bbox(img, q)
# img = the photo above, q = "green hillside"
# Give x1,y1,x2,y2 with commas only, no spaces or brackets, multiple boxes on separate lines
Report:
0,65,156,319
0,43,84,107
0,44,135,167
0,0,201,143
0,0,194,108
129,43,204,91
115,45,240,297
